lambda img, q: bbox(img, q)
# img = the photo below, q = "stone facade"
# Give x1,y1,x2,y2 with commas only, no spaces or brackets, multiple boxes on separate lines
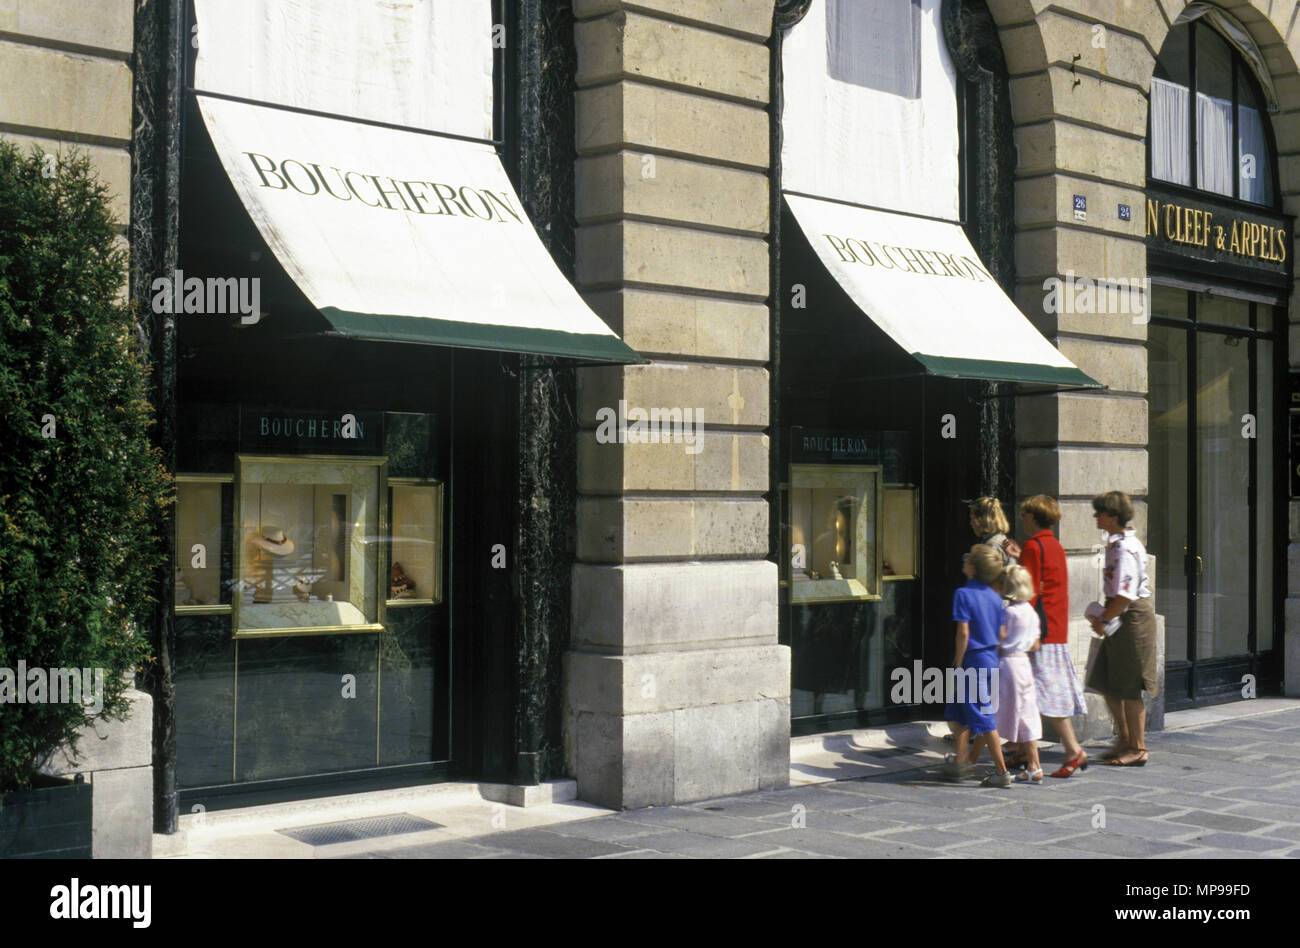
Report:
567,0,790,808
1,0,151,856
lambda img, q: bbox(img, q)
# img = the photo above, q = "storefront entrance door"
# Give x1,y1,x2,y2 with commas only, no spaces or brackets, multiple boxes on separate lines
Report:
1150,284,1280,706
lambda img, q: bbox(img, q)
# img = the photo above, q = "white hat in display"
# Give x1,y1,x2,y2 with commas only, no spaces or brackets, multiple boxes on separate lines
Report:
252,527,295,556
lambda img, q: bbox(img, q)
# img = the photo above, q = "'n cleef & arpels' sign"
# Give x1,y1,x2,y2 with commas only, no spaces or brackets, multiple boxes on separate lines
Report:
1145,186,1290,279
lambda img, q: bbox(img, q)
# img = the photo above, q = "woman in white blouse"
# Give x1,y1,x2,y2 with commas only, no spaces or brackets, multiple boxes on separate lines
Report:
1084,491,1156,767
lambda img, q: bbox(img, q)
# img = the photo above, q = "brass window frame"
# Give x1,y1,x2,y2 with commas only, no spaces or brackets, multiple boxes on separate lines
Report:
787,462,884,604
232,454,388,639
174,473,234,617
881,483,920,582
386,476,445,608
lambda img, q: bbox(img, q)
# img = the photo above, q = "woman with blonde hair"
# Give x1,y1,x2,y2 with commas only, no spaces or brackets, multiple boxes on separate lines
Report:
969,496,1017,566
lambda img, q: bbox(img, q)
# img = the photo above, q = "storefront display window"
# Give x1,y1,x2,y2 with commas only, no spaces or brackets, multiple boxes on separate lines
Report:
788,464,882,603
175,477,232,610
235,456,384,636
388,480,443,605
881,486,918,580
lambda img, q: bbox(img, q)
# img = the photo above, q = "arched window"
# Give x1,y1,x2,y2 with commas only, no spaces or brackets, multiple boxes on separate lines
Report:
1149,18,1277,206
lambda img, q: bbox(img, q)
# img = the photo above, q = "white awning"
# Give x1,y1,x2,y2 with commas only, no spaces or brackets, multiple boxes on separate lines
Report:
196,96,640,362
190,0,639,363
785,193,1098,387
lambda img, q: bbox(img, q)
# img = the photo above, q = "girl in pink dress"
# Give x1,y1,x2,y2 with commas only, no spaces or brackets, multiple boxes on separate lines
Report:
998,566,1044,783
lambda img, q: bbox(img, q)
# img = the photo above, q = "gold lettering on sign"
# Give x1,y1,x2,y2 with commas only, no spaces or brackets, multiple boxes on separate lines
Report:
1143,195,1286,265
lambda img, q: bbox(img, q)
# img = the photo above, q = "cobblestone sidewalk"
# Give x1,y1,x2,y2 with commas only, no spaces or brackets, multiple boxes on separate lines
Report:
351,705,1300,859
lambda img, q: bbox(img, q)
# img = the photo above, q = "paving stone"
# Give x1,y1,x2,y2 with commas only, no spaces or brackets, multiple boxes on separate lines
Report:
752,848,837,858
1079,796,1189,818
752,808,907,836
763,828,938,858
1210,787,1300,807
358,839,516,859
771,785,897,811
540,818,679,843
616,807,773,837
876,827,1001,851
1222,801,1300,823
994,800,1080,820
1163,809,1275,833
1209,716,1294,730
1260,823,1300,843
597,849,691,859
686,797,805,819
1046,812,1203,842
946,839,1115,858
476,828,642,858
1050,832,1197,858
1134,792,1240,811
846,801,976,827
627,829,788,858
959,816,1091,843
1185,832,1295,854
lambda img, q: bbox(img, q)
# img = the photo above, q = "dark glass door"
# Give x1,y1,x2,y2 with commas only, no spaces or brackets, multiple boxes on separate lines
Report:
1150,284,1282,706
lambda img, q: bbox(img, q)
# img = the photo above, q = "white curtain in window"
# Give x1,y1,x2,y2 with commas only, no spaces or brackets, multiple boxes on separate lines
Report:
1238,104,1271,204
826,0,920,97
782,0,958,220
1150,77,1191,186
1196,91,1234,196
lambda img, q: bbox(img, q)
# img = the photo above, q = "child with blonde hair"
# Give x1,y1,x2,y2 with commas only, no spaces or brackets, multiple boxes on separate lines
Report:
941,544,1014,787
997,564,1044,782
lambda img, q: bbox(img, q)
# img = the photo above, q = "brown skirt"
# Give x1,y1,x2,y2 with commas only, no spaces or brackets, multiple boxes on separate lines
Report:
1086,597,1158,701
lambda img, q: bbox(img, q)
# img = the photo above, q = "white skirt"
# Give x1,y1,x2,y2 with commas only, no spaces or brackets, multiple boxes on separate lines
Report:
996,652,1042,743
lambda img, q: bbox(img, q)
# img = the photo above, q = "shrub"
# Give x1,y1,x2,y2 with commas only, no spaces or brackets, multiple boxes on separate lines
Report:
0,141,170,793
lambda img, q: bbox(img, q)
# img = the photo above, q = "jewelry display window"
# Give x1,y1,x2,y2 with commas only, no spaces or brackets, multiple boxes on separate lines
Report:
234,456,385,637
387,479,443,606
175,475,233,611
881,485,919,580
788,463,883,603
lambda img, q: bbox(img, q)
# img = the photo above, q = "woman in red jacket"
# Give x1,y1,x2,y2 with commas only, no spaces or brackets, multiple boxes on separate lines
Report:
1018,495,1089,777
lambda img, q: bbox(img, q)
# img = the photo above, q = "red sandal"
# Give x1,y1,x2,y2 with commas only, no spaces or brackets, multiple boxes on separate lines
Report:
1048,749,1088,778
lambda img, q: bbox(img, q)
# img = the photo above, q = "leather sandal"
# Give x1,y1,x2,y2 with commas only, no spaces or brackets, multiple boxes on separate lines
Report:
1105,749,1148,767
1099,743,1130,761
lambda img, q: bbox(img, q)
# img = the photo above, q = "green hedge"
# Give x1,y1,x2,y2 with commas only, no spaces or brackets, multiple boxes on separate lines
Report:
0,141,170,793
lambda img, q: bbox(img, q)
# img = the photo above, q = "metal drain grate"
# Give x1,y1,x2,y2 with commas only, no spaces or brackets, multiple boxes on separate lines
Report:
278,813,442,846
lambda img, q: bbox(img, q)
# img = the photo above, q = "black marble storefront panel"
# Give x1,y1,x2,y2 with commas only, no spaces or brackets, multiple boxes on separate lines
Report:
385,412,438,479
234,634,378,782
175,614,237,788
378,607,443,765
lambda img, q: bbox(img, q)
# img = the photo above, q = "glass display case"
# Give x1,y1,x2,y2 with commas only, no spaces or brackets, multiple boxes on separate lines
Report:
235,456,385,636
388,479,443,605
881,485,919,580
788,463,882,603
174,476,231,610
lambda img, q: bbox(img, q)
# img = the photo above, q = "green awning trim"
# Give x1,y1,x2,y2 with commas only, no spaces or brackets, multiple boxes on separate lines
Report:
320,307,647,364
913,354,1101,388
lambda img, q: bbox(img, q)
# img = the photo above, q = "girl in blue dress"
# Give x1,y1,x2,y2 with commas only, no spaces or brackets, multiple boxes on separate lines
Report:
942,544,1014,787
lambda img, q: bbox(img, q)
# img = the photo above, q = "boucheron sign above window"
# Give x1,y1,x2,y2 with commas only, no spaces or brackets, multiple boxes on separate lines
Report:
784,194,1096,387
1145,186,1290,279
189,0,639,364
